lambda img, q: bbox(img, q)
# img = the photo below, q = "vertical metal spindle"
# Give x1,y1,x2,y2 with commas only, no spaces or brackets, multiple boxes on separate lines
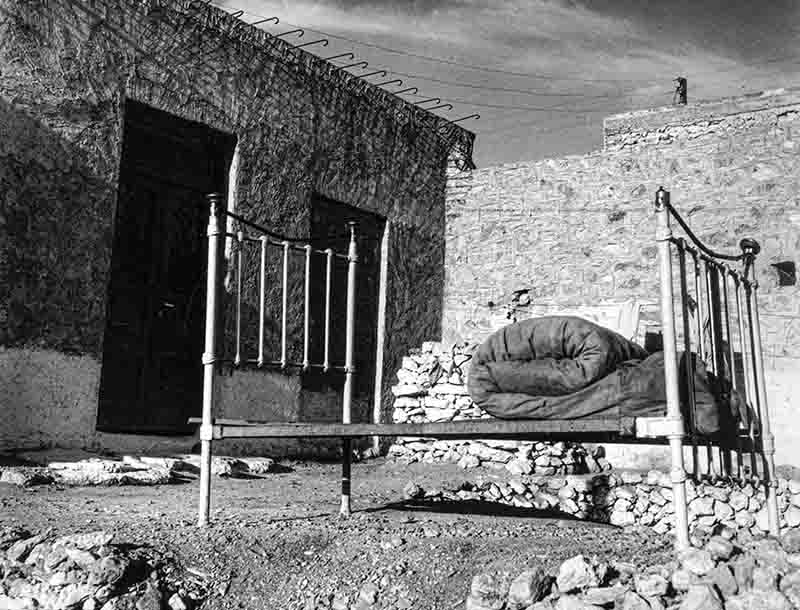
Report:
677,241,700,478
734,273,758,477
721,267,743,478
198,193,223,527
340,223,358,518
741,239,779,536
706,261,727,476
281,241,289,369
702,259,719,375
698,257,715,477
323,248,333,372
303,245,312,371
234,231,244,366
693,252,706,364
655,188,690,551
372,221,390,454
258,236,267,367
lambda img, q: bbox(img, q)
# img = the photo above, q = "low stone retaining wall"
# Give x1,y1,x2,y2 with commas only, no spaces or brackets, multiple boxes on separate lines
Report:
408,469,800,541
388,342,609,475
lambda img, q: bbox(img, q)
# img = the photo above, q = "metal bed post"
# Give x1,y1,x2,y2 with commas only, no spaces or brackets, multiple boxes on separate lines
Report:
742,239,780,536
655,187,690,551
198,193,223,527
340,222,358,517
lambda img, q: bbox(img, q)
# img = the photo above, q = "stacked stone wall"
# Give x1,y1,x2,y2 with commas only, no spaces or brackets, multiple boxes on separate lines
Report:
419,469,800,540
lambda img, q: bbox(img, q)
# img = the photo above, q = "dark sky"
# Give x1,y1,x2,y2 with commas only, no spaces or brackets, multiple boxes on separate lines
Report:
217,0,800,166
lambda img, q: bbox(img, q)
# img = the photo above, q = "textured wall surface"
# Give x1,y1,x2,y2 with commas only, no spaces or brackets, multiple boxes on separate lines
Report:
0,0,472,451
444,90,800,466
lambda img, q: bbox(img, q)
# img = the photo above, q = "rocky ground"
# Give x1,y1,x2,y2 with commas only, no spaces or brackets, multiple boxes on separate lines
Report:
0,456,680,609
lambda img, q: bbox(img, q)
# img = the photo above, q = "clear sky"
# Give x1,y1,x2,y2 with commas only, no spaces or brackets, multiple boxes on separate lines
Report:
214,0,800,168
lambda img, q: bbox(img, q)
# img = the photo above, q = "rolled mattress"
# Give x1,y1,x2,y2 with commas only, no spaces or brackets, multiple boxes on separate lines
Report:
467,316,739,436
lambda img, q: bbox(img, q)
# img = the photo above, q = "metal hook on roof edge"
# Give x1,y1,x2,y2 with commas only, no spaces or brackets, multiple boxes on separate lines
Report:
438,114,481,128
413,98,440,106
427,103,453,111
325,52,354,61
360,70,387,78
275,28,304,38
294,38,329,49
395,87,418,95
376,79,403,87
249,16,279,26
337,61,369,71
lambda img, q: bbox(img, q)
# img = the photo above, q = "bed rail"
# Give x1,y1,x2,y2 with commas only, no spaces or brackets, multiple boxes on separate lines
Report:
655,187,779,544
197,193,359,526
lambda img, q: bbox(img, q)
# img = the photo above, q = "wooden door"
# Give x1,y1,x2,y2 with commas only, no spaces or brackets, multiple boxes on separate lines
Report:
97,101,235,434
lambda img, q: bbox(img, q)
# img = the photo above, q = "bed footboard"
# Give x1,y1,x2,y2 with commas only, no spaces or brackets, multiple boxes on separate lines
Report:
655,187,779,546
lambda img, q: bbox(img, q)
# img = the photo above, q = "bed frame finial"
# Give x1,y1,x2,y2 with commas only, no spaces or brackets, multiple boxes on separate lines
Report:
739,238,761,257
655,187,670,210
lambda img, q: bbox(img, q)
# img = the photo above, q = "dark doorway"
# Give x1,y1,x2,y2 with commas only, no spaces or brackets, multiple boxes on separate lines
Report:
303,196,385,418
97,101,235,434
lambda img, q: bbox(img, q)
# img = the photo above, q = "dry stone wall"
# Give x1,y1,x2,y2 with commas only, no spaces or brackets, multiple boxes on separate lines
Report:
444,89,800,466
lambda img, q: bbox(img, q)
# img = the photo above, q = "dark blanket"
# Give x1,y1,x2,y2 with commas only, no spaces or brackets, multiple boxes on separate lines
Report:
467,316,739,436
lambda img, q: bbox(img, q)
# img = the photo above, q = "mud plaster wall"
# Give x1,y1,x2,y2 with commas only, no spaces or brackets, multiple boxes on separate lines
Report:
444,90,800,467
0,0,473,452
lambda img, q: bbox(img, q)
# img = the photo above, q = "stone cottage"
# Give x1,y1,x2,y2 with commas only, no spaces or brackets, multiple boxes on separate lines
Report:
0,0,474,453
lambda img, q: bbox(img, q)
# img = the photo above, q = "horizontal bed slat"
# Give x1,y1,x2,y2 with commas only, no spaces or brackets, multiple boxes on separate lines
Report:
188,417,637,439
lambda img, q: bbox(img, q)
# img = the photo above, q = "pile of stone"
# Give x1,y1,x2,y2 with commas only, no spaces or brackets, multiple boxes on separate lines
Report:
466,528,800,609
407,469,800,539
0,527,209,610
0,455,275,488
388,342,606,475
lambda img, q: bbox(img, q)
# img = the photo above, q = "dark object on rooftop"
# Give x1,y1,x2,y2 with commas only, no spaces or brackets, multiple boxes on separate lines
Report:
673,77,687,105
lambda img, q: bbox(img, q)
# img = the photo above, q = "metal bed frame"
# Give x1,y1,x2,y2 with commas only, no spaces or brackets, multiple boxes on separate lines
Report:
192,188,779,551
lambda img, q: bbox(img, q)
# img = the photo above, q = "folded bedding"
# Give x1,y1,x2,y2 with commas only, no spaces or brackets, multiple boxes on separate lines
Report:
467,316,741,436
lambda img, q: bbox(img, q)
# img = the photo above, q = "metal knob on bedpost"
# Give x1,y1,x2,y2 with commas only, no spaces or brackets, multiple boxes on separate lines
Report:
198,192,223,527
340,222,358,518
655,187,691,551
739,238,760,281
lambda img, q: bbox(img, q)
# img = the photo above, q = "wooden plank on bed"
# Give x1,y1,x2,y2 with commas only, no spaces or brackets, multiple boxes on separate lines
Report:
188,417,636,439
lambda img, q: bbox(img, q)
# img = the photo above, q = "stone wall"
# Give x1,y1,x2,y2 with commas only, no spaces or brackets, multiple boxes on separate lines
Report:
443,89,800,466
417,469,799,540
0,0,473,451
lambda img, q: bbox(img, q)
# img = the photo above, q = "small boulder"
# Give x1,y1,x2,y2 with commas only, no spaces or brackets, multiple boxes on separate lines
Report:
679,584,722,610
506,568,550,610
725,591,794,610
556,555,599,593
679,548,714,576
620,592,650,610
634,573,668,598
705,536,734,561
466,573,507,610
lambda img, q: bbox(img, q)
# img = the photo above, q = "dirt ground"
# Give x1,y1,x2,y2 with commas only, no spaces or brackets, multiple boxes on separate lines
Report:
0,457,675,609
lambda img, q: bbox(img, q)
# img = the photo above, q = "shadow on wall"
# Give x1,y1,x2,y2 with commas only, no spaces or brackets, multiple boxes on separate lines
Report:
0,94,120,449
0,95,117,357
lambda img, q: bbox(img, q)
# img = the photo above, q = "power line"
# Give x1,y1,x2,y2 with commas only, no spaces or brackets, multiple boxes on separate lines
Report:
212,3,655,85
372,68,646,98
